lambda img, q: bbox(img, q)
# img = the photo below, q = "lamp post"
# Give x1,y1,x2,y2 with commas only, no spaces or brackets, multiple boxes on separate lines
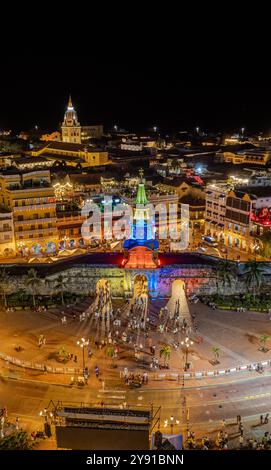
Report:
181,337,193,371
77,337,89,373
39,408,53,437
164,416,180,434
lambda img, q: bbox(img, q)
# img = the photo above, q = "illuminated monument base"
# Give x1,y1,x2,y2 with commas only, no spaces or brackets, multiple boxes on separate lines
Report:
124,246,158,269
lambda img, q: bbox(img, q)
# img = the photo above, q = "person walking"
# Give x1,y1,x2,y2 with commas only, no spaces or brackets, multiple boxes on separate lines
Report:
239,435,244,449
260,415,264,425
264,413,269,424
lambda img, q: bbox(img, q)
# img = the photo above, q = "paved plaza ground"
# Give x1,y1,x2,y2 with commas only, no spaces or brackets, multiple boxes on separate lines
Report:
2,295,271,450
0,297,271,384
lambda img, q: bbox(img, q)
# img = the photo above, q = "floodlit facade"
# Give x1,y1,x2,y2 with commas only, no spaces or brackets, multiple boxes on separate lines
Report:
0,170,58,255
0,209,15,256
205,183,229,242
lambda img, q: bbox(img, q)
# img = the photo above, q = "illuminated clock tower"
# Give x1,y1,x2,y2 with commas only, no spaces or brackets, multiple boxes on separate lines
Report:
61,95,81,144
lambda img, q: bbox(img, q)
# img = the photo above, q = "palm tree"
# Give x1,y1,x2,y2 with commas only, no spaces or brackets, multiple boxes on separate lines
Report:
217,260,236,298
211,346,220,364
0,431,34,450
159,345,171,367
25,269,42,308
0,268,10,307
259,334,270,352
54,274,67,305
243,260,267,300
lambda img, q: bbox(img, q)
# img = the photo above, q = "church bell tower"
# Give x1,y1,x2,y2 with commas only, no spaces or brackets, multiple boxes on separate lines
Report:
61,95,81,144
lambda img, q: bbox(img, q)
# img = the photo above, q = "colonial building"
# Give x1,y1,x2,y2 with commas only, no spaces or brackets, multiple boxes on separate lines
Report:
217,149,271,166
180,194,205,230
224,187,271,253
0,208,15,256
31,141,109,167
156,177,205,199
205,183,229,242
81,125,103,141
0,169,58,255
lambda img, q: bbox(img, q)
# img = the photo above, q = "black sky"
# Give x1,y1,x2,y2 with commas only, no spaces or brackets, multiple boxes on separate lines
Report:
0,56,270,134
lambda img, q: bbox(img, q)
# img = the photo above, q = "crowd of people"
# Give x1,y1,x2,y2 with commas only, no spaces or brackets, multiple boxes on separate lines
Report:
186,414,271,450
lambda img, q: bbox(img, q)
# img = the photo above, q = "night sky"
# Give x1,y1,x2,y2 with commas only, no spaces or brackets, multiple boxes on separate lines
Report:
0,56,270,135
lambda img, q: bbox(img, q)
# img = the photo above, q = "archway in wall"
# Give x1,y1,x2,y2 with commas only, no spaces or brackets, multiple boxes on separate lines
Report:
133,274,149,329
133,274,148,298
168,279,191,326
95,278,112,339
31,243,42,255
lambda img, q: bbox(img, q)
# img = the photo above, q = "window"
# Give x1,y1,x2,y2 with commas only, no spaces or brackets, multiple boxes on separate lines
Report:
17,215,23,221
38,224,42,230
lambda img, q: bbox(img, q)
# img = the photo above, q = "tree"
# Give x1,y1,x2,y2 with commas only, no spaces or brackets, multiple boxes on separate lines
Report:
259,334,270,352
106,346,117,366
58,346,69,362
25,269,42,308
217,260,236,298
243,260,267,300
0,431,34,450
160,345,171,367
54,274,67,305
0,268,10,307
211,346,220,364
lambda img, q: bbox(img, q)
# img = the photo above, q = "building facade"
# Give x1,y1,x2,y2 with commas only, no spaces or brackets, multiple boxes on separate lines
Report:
205,183,229,242
0,169,58,255
0,209,15,256
223,187,271,253
31,141,109,167
81,125,103,141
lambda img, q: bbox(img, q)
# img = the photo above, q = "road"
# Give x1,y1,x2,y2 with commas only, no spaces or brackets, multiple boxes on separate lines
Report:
2,372,271,432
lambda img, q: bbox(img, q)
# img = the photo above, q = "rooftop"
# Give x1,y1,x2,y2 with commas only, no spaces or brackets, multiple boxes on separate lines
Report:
45,142,105,153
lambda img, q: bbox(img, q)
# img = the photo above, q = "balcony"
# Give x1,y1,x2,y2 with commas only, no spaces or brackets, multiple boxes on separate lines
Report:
15,227,58,238
14,217,57,226
13,203,56,211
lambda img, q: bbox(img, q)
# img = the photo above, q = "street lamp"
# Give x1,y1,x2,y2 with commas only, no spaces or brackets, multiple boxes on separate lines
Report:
39,408,53,437
181,337,193,371
77,337,89,372
164,416,180,434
